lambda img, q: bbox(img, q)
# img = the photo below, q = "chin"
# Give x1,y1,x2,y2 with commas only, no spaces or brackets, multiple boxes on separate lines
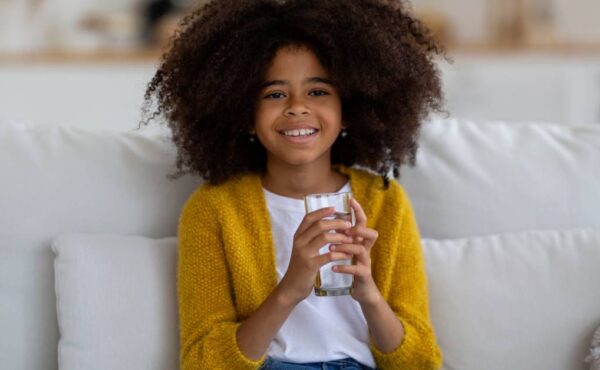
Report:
278,154,322,167
267,148,331,167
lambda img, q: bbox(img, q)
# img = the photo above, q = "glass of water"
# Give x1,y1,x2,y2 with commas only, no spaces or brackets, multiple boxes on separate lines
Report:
304,191,355,296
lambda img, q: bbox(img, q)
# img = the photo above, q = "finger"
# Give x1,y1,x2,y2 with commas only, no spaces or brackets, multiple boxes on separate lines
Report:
329,243,366,257
346,225,378,245
350,198,368,227
312,251,352,267
331,264,367,276
296,207,334,235
305,232,353,254
296,218,352,248
331,265,363,276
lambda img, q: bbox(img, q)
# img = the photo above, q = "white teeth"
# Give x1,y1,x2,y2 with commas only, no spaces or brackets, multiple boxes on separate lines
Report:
282,128,316,137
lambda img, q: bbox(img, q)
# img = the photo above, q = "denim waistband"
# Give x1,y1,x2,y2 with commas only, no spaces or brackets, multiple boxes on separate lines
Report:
260,357,376,370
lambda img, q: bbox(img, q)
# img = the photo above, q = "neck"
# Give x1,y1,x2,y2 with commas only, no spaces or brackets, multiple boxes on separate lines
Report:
261,157,348,200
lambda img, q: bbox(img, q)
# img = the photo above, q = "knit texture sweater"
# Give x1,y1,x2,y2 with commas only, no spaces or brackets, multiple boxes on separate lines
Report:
177,165,442,370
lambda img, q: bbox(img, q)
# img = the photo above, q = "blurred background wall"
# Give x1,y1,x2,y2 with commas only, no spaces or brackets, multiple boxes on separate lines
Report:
1,0,599,130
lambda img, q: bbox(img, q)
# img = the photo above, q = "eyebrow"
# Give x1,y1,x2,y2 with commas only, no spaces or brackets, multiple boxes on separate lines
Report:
260,77,334,89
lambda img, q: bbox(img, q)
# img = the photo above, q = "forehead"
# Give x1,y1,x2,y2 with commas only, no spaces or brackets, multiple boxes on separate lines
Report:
264,46,329,79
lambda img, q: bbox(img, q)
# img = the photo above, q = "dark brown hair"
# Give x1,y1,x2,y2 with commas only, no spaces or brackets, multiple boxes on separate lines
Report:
140,0,446,187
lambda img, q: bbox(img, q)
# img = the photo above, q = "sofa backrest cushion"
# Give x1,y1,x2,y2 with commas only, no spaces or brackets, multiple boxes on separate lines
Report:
401,118,600,239
0,122,201,370
423,228,600,370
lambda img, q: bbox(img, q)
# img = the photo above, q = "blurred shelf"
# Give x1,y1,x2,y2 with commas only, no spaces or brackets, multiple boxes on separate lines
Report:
0,48,164,65
447,42,600,57
2,42,600,65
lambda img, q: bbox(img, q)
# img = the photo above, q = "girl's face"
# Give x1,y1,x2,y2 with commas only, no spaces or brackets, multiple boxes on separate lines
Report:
254,46,343,169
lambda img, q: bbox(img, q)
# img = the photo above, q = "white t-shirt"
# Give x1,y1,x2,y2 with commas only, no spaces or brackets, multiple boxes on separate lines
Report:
263,183,376,368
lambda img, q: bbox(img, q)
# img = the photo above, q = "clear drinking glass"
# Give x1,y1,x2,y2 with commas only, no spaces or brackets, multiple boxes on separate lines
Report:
304,191,355,296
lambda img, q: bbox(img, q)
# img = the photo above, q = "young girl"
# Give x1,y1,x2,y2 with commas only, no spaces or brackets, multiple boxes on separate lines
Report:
142,0,445,369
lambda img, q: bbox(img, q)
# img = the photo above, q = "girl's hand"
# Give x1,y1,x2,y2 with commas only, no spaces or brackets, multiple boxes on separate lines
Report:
330,198,381,306
279,207,354,305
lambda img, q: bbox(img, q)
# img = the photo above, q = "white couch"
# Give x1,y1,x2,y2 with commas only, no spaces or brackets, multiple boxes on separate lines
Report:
1,118,599,370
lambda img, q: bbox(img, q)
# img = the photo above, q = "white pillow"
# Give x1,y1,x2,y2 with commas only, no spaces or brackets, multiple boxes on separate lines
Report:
51,233,179,370
423,228,600,370
401,118,600,238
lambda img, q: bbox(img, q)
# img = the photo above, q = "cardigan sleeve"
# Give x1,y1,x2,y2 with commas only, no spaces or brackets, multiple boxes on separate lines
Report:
370,185,443,369
177,189,265,370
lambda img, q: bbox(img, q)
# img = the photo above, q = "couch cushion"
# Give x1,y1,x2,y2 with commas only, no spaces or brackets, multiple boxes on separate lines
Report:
401,118,600,238
423,228,600,370
52,233,178,370
0,121,201,370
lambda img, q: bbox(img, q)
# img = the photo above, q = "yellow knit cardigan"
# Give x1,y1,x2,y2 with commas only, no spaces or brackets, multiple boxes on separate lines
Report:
177,165,442,370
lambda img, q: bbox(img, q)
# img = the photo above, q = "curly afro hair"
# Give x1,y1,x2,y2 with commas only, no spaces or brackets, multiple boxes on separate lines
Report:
140,0,446,187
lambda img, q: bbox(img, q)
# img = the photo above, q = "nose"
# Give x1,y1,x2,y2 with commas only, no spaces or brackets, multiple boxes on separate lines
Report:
284,95,310,117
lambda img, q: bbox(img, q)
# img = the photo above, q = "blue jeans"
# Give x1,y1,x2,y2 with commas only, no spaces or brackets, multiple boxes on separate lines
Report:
260,357,375,370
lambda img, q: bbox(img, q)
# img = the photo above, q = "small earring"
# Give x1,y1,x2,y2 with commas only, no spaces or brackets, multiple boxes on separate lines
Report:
340,129,348,138
249,134,256,143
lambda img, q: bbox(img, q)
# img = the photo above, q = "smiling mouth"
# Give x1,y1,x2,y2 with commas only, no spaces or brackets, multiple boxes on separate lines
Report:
279,128,319,137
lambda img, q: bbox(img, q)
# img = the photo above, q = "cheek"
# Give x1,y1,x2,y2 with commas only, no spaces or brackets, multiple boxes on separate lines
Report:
254,105,275,131
322,97,342,118
255,102,280,119
322,101,343,127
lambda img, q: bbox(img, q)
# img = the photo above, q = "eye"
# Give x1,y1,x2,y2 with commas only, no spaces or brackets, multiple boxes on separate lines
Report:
309,89,329,96
264,92,286,99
